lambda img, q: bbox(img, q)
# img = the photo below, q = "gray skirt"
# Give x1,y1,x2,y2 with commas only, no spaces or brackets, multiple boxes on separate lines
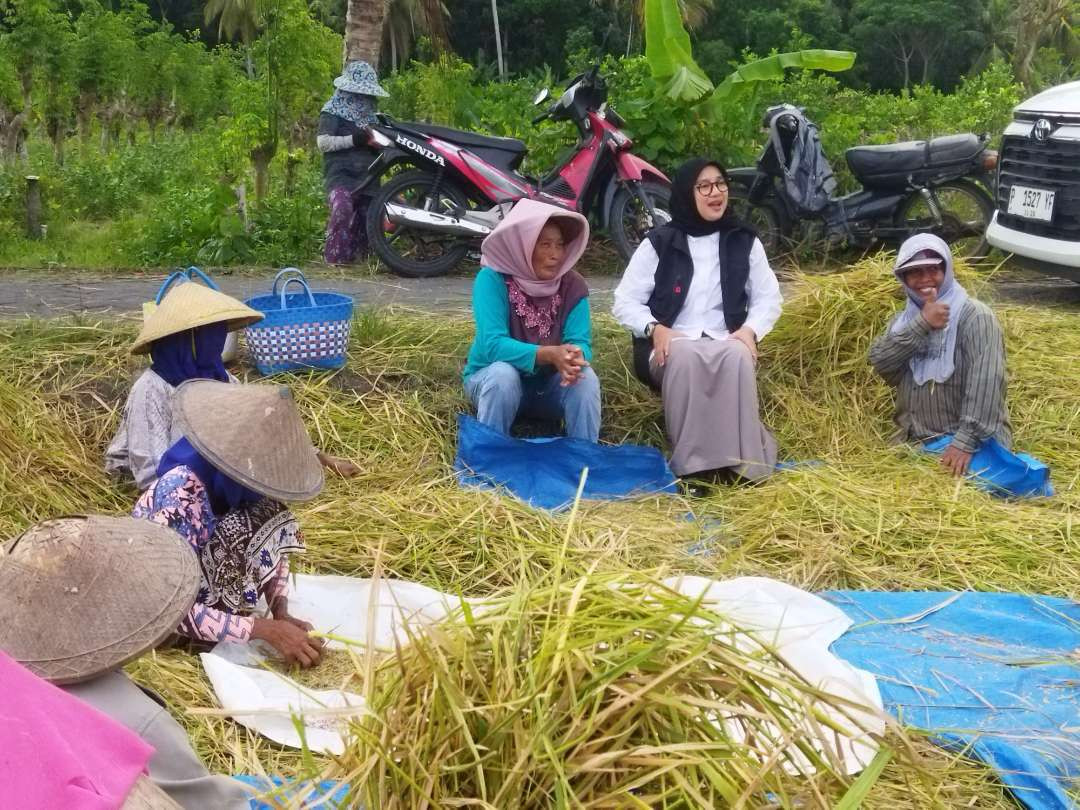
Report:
650,337,777,480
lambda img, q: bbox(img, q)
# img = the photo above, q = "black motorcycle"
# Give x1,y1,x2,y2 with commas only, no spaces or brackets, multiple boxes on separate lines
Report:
727,104,998,258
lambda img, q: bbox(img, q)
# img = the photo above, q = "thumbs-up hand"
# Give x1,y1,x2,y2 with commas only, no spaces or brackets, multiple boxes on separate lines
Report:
921,288,950,329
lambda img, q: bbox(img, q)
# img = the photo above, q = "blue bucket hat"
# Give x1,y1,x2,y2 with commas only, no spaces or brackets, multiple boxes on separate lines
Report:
333,61,388,98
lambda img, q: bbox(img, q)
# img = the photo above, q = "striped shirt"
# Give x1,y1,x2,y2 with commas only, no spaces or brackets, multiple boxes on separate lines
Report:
869,298,1011,453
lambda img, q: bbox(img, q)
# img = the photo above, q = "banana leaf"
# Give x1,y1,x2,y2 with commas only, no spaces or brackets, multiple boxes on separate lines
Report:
708,49,856,103
644,0,713,99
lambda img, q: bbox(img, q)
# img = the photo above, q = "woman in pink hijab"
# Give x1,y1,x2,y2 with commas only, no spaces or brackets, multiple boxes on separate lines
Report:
463,199,600,441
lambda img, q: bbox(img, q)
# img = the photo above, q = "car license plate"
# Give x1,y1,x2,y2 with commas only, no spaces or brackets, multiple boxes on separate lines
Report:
1007,185,1055,222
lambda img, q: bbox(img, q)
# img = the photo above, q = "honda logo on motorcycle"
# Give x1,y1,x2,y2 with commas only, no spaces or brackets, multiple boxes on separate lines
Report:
1032,118,1053,142
395,134,446,167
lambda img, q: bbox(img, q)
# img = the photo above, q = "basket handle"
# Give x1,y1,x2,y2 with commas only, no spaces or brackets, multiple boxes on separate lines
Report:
182,266,222,290
155,266,221,304
271,267,308,297
154,271,188,304
279,277,317,309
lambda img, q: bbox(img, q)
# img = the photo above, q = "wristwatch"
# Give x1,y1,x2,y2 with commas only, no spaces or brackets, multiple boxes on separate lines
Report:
644,321,658,338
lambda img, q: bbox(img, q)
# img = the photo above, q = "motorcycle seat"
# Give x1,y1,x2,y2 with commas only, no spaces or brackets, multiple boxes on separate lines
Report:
845,134,982,183
402,122,528,171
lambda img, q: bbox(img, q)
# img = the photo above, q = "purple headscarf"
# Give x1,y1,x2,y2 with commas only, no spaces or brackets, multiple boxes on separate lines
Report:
150,323,230,388
156,437,263,517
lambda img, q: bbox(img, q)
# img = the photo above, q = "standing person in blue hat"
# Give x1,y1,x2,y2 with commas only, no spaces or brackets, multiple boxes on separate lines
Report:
318,61,389,265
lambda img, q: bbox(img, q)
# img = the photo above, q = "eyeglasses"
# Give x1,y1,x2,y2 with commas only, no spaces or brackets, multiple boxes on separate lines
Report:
694,180,729,196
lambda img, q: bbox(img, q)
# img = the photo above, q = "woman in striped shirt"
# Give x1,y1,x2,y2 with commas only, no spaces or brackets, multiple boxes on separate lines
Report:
870,234,1010,477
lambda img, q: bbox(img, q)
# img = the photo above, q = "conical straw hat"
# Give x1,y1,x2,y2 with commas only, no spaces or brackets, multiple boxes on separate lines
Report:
131,283,263,355
122,775,183,809
0,515,200,685
173,380,325,502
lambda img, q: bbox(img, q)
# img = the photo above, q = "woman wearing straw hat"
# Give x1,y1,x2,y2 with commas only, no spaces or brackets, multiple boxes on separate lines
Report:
106,281,359,491
464,200,601,441
0,515,252,808
133,381,327,668
319,60,388,265
613,157,782,484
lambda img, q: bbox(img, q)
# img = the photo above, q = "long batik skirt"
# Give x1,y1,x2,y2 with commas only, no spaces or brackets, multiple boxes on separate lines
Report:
324,186,369,265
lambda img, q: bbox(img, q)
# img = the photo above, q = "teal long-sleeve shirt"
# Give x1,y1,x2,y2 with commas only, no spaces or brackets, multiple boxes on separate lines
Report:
464,267,593,380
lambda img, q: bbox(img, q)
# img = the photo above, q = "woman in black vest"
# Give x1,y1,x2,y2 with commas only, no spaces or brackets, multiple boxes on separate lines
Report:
612,157,782,482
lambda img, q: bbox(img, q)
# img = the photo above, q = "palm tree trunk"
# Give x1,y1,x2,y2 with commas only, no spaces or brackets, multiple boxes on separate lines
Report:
344,0,386,64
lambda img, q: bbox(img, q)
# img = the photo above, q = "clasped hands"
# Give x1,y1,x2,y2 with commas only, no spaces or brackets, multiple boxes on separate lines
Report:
537,344,589,386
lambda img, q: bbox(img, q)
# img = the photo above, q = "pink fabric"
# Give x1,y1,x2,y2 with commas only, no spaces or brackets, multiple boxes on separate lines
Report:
506,278,563,340
479,199,589,297
0,652,153,810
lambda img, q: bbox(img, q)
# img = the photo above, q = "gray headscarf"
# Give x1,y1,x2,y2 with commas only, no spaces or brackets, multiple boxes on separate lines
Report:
889,233,969,385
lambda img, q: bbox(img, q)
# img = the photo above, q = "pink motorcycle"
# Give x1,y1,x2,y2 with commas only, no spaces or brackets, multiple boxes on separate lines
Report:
359,64,671,277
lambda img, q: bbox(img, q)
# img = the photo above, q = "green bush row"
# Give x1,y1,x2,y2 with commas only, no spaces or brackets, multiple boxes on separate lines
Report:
0,56,1023,267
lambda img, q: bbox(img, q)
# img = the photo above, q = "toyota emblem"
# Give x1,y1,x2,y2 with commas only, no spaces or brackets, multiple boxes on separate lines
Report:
1032,118,1053,141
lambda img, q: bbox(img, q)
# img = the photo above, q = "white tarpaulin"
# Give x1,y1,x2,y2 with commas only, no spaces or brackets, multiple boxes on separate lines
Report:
661,575,883,774
199,652,365,755
203,574,882,772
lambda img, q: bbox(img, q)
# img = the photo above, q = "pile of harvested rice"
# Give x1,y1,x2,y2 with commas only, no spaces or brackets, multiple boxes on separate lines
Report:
1,257,1076,806
342,563,903,808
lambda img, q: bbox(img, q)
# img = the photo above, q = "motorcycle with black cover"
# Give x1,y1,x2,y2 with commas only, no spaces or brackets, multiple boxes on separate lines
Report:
728,104,998,258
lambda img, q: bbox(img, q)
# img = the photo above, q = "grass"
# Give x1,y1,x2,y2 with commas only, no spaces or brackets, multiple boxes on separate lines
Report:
0,257,1077,806
0,218,151,271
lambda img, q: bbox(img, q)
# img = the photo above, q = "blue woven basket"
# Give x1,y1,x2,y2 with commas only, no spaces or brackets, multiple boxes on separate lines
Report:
244,268,354,375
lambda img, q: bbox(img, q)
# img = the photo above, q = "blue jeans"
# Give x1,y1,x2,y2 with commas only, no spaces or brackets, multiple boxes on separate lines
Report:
465,361,601,442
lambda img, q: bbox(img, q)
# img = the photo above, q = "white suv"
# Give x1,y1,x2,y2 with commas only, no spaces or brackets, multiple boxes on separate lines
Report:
986,80,1080,282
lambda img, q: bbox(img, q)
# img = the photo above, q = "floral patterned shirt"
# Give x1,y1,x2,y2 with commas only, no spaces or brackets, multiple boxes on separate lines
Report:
133,467,293,643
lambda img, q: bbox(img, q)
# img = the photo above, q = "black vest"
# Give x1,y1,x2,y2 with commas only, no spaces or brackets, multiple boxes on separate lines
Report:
631,223,756,386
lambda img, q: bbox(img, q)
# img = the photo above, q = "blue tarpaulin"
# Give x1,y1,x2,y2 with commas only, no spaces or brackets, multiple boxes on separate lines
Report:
827,591,1080,809
922,435,1053,498
234,774,349,808
454,413,677,510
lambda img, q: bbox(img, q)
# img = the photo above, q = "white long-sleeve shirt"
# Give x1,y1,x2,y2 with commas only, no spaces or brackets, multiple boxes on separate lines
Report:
612,233,782,341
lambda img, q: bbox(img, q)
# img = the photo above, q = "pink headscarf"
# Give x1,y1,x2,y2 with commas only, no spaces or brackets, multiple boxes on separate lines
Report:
480,199,590,298
0,651,153,809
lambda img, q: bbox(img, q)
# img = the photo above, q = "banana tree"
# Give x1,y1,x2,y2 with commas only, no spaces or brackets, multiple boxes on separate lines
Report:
644,0,855,115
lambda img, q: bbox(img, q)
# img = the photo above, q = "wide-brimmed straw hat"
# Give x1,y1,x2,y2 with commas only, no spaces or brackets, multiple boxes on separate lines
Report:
131,283,263,355
333,60,388,97
0,515,200,685
173,380,325,502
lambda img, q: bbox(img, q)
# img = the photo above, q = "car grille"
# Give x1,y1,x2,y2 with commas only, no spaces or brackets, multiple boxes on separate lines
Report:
997,126,1080,241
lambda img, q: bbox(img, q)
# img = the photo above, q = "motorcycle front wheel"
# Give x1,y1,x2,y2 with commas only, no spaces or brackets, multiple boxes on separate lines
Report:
609,180,672,261
366,169,473,278
894,179,994,260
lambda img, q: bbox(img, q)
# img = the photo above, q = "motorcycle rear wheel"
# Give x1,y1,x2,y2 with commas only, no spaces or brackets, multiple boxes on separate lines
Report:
894,179,994,260
366,169,472,278
609,181,672,261
726,185,789,255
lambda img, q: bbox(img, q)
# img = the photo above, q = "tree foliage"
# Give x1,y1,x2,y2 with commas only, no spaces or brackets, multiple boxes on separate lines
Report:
0,0,1049,264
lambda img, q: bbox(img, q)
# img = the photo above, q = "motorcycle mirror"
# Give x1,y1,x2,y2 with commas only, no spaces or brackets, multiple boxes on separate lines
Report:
533,88,550,106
